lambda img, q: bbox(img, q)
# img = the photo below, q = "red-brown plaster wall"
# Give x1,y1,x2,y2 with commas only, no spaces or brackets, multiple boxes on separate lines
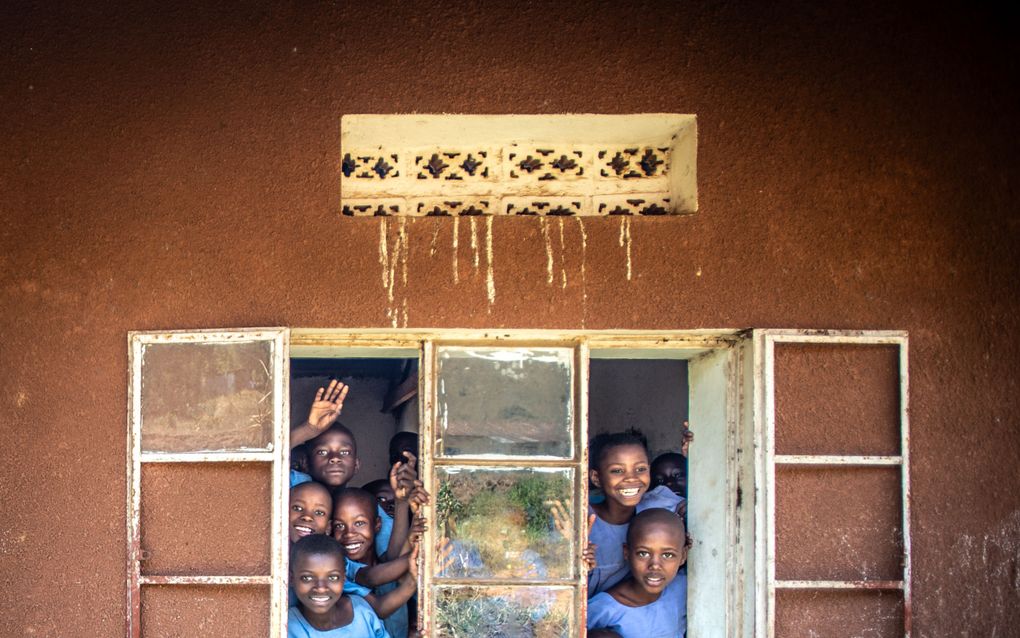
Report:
2,2,1018,635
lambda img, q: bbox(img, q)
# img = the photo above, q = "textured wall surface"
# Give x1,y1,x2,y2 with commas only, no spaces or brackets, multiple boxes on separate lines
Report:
2,1,1018,636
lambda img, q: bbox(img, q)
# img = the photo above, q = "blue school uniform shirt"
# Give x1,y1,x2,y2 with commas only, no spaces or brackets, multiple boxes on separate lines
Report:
288,595,390,637
587,486,685,596
289,470,394,557
587,570,687,638
343,559,409,638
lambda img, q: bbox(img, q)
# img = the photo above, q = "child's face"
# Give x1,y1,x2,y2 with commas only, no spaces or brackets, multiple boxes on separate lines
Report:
371,484,396,518
289,483,332,543
623,521,687,596
291,445,309,473
291,551,345,614
308,430,360,488
591,443,651,508
651,458,686,496
332,497,380,563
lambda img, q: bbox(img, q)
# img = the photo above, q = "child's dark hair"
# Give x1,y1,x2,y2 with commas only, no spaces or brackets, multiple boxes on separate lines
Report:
590,428,649,468
651,452,687,475
308,422,358,449
332,487,379,522
290,532,345,566
362,479,390,495
388,431,418,465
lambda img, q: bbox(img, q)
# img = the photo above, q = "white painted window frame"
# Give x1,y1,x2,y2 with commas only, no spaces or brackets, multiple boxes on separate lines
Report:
752,329,912,638
124,327,911,638
126,329,291,638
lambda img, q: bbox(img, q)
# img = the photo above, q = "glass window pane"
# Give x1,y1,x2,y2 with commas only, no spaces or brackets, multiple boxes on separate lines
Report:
433,585,573,638
140,339,275,452
435,467,575,581
437,347,573,458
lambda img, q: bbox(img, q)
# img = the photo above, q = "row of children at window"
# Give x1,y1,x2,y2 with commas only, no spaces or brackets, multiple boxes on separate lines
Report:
288,380,691,637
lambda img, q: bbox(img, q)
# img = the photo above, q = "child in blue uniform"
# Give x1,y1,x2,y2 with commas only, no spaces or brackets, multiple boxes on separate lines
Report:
288,534,390,638
587,429,688,595
333,487,426,638
290,380,420,559
587,509,688,638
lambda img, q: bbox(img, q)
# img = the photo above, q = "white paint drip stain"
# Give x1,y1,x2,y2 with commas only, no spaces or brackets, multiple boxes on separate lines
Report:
540,216,554,285
576,218,588,326
485,216,495,310
470,216,480,271
618,216,633,281
399,217,409,328
429,221,440,258
558,217,567,289
452,215,460,284
379,217,389,290
399,217,408,287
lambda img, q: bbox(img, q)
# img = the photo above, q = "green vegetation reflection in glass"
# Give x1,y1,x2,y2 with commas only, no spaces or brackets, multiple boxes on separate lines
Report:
435,467,576,580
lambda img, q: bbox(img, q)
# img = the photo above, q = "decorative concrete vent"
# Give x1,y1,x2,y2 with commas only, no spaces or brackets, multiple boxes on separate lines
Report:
340,114,697,217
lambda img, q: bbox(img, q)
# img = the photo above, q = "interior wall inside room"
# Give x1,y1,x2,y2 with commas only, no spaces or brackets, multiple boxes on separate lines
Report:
588,359,690,459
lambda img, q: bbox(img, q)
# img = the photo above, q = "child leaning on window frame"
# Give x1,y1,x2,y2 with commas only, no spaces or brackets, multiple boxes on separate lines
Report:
586,508,689,638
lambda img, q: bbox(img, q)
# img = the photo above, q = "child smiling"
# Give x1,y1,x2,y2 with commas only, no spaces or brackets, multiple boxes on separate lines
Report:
288,534,390,637
587,429,687,595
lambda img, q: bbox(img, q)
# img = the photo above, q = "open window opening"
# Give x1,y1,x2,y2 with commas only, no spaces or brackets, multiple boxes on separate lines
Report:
127,329,909,637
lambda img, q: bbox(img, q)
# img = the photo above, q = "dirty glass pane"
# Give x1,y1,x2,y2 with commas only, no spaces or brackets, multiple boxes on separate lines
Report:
140,339,275,452
433,585,573,638
435,466,575,581
437,347,573,458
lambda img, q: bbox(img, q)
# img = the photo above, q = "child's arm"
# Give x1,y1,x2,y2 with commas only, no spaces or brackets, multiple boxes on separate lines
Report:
362,544,420,619
385,453,427,559
291,380,349,448
354,553,410,588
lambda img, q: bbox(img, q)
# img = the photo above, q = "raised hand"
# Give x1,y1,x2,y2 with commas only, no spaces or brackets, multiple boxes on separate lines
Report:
408,513,428,544
390,451,418,501
306,380,348,433
436,537,457,574
680,420,694,457
408,483,430,515
546,499,572,541
582,513,597,572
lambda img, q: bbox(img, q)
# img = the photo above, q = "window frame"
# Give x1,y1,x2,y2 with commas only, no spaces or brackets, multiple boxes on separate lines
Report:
126,328,291,638
125,327,912,637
